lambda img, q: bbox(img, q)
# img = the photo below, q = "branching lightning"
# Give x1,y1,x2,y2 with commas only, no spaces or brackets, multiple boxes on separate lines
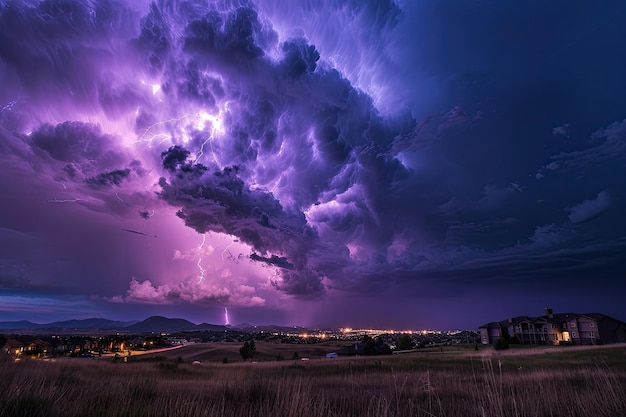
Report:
133,109,224,148
197,233,207,282
221,239,235,261
194,135,210,162
136,113,195,143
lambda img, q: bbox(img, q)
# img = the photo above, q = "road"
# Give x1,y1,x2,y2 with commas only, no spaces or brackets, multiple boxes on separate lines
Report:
100,344,184,358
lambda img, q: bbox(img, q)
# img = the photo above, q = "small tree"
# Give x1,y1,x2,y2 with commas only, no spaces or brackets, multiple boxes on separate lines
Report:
396,334,413,351
239,340,257,360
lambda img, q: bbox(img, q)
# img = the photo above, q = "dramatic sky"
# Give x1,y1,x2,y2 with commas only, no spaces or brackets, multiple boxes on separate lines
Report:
1,0,625,329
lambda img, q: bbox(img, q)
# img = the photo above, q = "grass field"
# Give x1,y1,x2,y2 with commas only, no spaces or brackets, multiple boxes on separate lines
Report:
149,340,357,362
2,343,625,417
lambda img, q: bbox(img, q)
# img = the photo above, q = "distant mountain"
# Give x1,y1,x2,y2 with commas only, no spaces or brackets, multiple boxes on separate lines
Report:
0,320,38,330
39,318,137,329
125,316,199,332
0,318,136,331
0,315,307,334
196,323,228,331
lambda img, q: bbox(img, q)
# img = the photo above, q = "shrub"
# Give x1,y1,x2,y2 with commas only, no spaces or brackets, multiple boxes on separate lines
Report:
494,337,509,350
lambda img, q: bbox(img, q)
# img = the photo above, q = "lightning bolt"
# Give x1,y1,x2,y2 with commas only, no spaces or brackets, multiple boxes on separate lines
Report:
195,135,210,163
135,110,219,145
115,192,124,203
129,113,196,147
221,239,235,261
197,233,206,282
224,307,230,326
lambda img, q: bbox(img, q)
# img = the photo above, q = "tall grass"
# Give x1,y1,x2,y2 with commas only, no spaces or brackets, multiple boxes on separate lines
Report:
1,347,625,417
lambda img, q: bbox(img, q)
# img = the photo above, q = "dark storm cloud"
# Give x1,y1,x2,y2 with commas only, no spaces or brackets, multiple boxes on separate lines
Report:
0,0,137,106
23,121,153,217
29,122,124,166
157,147,328,296
86,168,132,186
250,253,294,270
1,0,626,324
132,2,428,296
135,2,172,72
139,0,626,299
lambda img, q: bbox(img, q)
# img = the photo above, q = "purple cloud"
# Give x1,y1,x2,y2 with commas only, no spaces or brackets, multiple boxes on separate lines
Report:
1,0,626,327
567,191,612,224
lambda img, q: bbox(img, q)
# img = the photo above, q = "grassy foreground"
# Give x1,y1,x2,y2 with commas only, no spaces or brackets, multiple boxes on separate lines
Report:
1,344,626,417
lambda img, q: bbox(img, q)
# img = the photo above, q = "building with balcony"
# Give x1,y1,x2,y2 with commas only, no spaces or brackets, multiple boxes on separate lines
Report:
479,309,626,346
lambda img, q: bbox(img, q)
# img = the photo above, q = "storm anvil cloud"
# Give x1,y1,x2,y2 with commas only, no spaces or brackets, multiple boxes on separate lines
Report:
1,0,625,328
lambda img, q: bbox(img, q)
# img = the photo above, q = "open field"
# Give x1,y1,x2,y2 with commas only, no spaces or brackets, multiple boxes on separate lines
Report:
145,340,357,362
2,343,626,417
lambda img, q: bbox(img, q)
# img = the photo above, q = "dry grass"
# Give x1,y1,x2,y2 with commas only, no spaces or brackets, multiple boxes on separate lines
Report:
1,344,625,417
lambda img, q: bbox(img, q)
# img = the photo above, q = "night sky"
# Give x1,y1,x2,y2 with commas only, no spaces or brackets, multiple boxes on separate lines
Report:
1,0,625,330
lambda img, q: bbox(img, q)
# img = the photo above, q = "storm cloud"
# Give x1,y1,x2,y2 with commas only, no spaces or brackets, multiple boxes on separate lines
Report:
1,0,625,327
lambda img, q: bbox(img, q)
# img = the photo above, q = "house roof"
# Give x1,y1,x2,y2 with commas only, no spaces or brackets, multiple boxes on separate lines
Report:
580,313,626,325
479,312,626,329
479,317,528,328
3,339,23,349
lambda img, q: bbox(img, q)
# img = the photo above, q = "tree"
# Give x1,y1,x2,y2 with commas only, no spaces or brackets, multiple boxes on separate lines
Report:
396,334,413,351
362,335,377,355
239,340,257,360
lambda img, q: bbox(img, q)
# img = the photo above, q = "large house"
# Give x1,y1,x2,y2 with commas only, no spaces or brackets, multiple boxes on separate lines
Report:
479,309,626,346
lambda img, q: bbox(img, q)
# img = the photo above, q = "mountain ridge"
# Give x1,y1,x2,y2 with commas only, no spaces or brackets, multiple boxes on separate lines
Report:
0,316,316,333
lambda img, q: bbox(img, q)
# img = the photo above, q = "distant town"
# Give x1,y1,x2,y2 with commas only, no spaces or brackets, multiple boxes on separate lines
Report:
3,309,625,361
1,315,480,360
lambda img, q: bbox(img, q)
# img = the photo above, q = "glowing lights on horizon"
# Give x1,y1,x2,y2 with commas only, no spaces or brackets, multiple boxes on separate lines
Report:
339,327,440,336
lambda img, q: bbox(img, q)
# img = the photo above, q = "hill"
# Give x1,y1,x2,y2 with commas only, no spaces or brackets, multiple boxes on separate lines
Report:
0,320,37,330
0,318,135,331
125,316,199,333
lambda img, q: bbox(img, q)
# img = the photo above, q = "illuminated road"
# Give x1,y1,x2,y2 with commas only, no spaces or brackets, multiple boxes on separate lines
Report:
100,344,184,358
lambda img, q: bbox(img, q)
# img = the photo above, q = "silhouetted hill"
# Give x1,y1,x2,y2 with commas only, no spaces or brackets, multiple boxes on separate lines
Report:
125,316,198,332
40,318,136,329
0,320,37,330
0,318,136,331
0,316,313,334
196,323,228,331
